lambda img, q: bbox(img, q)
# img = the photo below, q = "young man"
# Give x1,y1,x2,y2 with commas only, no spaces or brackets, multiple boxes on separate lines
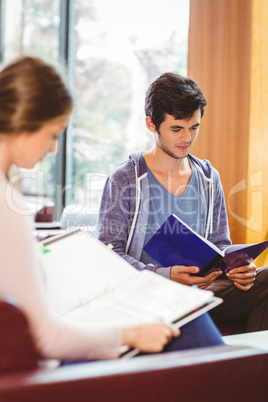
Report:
97,72,268,332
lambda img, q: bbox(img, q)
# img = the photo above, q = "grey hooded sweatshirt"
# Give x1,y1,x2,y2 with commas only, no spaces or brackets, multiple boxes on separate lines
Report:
97,151,231,279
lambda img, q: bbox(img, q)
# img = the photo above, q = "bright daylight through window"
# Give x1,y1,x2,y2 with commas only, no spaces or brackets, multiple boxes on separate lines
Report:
1,0,189,221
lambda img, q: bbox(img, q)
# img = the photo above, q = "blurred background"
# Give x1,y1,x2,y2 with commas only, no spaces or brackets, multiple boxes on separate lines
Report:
1,0,267,266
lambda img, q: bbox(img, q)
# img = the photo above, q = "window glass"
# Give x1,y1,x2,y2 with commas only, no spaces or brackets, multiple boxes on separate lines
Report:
22,0,60,61
1,0,189,218
2,0,61,218
21,0,61,217
68,0,189,211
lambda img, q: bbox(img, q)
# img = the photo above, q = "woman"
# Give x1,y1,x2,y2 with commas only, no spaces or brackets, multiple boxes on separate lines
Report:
0,56,223,363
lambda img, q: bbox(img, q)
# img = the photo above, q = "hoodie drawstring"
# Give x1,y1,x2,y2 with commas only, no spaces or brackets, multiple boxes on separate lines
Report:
193,162,214,239
125,164,147,254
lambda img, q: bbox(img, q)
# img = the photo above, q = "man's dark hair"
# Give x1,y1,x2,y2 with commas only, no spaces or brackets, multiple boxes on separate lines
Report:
145,72,207,130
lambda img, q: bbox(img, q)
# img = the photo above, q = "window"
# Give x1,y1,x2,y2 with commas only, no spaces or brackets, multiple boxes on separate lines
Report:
1,0,61,218
0,0,189,220
68,0,189,212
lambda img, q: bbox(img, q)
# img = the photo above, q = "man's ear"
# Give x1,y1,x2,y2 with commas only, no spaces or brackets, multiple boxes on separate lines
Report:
145,116,156,133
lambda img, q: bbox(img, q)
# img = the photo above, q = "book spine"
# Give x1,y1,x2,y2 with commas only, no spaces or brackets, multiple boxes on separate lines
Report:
198,254,224,277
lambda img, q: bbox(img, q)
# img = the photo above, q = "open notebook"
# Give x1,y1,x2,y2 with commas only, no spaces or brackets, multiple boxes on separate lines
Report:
41,230,222,358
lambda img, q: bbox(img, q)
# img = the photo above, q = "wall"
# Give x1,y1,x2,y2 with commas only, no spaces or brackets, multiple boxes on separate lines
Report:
247,0,268,266
188,0,268,266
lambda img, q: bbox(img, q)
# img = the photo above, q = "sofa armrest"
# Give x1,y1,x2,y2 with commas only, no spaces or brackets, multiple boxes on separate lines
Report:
0,345,267,401
0,297,39,372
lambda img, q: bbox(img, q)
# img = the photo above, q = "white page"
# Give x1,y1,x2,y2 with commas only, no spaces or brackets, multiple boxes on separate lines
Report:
62,270,215,328
41,230,139,315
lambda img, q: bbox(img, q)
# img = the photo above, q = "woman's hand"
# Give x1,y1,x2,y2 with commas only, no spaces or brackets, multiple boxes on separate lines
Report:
123,322,180,353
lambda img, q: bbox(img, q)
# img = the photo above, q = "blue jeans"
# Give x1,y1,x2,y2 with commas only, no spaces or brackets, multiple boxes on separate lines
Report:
162,313,224,353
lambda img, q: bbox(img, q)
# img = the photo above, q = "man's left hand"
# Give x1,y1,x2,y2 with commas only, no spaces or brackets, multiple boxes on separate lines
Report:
226,263,257,291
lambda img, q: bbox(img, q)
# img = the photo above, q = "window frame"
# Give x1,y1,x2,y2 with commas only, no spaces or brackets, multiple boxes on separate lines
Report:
55,0,75,220
0,0,4,63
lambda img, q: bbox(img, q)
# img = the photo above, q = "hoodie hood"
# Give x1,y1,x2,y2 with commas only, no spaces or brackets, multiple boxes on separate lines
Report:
129,151,148,177
129,151,214,180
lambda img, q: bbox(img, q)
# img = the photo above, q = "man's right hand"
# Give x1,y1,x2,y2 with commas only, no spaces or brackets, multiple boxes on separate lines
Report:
170,265,222,289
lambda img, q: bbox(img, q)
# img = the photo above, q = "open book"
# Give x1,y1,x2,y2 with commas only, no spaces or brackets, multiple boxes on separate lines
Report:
41,229,222,357
143,214,268,277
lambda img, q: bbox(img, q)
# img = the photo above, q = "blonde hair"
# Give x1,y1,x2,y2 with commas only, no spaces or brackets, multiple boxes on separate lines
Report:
0,56,73,134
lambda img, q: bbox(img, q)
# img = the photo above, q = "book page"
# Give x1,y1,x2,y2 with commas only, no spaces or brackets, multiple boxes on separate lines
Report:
41,230,139,316
60,270,215,328
218,240,268,272
224,241,268,254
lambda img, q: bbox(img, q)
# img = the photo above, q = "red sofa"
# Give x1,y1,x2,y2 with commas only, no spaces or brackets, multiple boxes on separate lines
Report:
0,297,268,402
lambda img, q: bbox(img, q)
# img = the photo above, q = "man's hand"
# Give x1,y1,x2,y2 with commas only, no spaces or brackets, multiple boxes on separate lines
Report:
226,263,257,291
170,265,222,289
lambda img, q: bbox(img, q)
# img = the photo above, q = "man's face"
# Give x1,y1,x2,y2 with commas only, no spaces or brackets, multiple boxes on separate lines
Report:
153,109,201,160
